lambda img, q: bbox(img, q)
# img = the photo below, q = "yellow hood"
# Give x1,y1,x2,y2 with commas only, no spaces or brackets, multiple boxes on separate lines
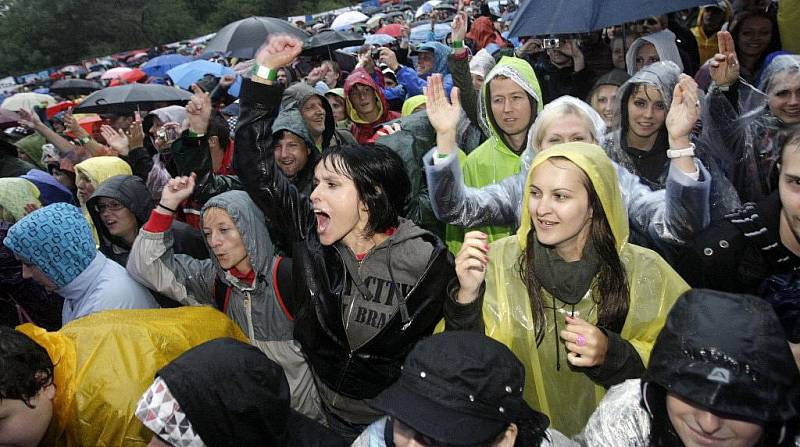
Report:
74,156,132,190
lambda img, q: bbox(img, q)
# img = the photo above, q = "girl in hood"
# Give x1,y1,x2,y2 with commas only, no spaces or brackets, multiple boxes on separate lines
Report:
344,67,401,144
74,155,132,242
447,143,688,436
625,30,685,76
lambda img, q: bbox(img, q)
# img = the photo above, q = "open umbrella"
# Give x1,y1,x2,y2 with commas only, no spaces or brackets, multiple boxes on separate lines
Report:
509,0,714,37
119,68,147,84
0,92,57,112
410,23,452,44
415,0,441,18
167,60,235,89
375,23,404,37
73,84,192,114
366,34,397,46
86,71,103,80
202,17,309,60
50,79,103,97
302,30,365,57
101,67,133,80
366,13,387,29
331,11,369,30
140,54,194,78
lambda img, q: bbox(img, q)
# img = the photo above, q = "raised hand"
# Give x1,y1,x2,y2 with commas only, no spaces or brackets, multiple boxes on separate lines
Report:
158,173,196,212
17,108,42,129
306,65,329,85
64,110,87,137
451,11,468,43
100,124,130,155
560,315,609,367
255,35,303,70
378,47,400,71
666,74,701,147
128,118,144,149
374,122,402,139
185,84,211,134
425,73,461,153
455,231,489,303
219,74,236,88
709,31,739,88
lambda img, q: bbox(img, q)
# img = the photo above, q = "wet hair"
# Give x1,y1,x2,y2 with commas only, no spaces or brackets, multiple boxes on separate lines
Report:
318,144,410,237
520,157,629,343
207,110,230,151
531,102,598,149
0,326,54,408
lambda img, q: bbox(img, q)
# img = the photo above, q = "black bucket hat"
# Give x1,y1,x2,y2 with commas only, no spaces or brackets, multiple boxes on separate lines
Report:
643,289,800,423
369,331,549,446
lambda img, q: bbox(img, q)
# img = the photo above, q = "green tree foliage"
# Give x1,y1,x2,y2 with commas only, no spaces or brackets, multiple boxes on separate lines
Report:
0,0,354,76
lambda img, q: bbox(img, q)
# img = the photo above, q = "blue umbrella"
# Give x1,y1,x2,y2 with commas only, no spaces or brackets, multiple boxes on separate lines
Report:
365,34,396,46
509,0,714,37
167,60,235,90
410,23,452,45
141,54,194,78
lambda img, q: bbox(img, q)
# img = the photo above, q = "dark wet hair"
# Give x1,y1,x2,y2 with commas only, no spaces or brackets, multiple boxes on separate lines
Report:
207,110,230,151
0,326,54,408
319,144,410,237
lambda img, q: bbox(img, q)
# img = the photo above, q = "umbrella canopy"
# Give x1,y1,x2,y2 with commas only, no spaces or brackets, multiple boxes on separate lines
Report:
167,60,235,89
509,0,714,37
86,71,103,80
73,84,192,114
140,54,194,78
202,17,309,60
119,68,147,84
302,30,365,57
60,65,85,74
410,23,452,44
366,34,397,46
50,79,102,97
0,109,19,129
0,92,57,112
415,0,441,18
375,23,404,37
101,67,133,80
366,13,387,29
331,11,369,30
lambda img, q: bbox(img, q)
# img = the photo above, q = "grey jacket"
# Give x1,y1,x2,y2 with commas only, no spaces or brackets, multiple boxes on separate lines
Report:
127,190,320,420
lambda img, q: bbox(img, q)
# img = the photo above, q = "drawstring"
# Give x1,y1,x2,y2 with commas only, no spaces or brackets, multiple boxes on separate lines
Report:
551,302,576,371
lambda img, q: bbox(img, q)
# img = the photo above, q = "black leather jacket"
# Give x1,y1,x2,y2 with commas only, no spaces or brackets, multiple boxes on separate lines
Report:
233,78,454,399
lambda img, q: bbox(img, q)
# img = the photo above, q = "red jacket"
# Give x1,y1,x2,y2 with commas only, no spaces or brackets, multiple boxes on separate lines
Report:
344,68,400,144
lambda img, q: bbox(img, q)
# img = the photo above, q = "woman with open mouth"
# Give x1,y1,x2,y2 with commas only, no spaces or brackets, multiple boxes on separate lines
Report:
232,35,455,441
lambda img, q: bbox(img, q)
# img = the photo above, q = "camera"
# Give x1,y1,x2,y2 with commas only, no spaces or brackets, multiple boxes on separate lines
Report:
543,38,560,49
157,126,179,142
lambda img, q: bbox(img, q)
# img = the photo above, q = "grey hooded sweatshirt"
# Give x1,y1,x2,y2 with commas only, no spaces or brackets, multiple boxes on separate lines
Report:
625,30,685,76
127,190,321,421
281,82,356,150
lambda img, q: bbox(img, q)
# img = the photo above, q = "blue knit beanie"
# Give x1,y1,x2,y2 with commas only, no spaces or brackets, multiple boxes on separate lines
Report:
3,202,96,288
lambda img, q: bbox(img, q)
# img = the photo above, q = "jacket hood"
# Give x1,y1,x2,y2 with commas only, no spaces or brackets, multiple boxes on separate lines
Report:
643,289,800,423
20,169,74,206
466,16,504,51
695,1,732,33
625,30,684,76
201,190,273,282
478,57,544,155
0,177,40,223
3,202,96,288
469,48,497,78
416,41,451,77
344,67,392,125
271,107,323,190
614,61,681,135
518,142,628,253
150,105,187,125
74,156,133,205
86,175,154,251
401,95,427,117
14,133,46,170
281,82,336,148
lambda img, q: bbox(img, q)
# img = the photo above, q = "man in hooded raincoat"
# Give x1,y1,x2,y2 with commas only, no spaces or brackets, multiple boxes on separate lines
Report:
380,41,454,100
344,67,401,144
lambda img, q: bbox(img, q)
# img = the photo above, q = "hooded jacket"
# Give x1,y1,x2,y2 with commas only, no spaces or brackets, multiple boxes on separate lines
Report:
447,143,687,436
86,175,206,267
282,82,356,150
691,1,733,64
4,203,157,324
271,105,324,196
232,78,455,424
345,68,401,144
74,155,132,241
448,57,543,253
18,307,246,447
0,177,40,222
394,41,454,99
625,30,685,76
466,16,505,51
127,190,320,420
20,169,74,205
14,133,47,170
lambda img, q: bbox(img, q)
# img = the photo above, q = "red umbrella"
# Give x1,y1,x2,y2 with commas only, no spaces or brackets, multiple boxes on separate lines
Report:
375,24,404,37
120,68,147,83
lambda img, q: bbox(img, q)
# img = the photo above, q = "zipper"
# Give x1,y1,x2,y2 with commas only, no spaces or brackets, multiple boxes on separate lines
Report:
244,291,255,340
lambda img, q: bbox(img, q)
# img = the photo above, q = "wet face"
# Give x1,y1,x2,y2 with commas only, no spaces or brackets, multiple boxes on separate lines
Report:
273,131,310,179
626,85,667,143
528,159,593,261
0,385,56,447
539,113,595,150
471,73,485,91
19,259,56,291
736,16,772,58
642,16,666,34
95,197,138,244
302,96,327,138
416,51,436,75
611,36,636,70
75,172,95,204
767,72,800,124
590,84,619,127
276,69,288,86
202,207,251,273
325,94,347,122
310,157,368,247
635,43,660,72
489,77,533,141
384,76,398,88
702,7,726,33
778,142,800,252
666,393,764,447
349,83,380,121
547,48,572,67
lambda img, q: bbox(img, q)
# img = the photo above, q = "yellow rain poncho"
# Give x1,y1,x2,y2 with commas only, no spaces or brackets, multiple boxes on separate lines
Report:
74,156,132,243
17,307,246,447
481,142,687,436
0,177,41,222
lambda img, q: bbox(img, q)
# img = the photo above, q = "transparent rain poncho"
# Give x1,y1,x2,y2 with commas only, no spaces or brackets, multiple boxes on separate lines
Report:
700,54,800,205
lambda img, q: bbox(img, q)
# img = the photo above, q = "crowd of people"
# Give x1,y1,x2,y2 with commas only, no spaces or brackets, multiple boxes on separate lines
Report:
2,0,800,446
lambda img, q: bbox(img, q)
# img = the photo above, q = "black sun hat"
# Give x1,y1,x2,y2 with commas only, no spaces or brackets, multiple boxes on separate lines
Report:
369,331,549,446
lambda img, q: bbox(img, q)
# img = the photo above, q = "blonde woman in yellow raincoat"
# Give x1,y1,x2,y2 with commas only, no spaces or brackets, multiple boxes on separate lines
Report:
445,142,689,437
74,156,132,243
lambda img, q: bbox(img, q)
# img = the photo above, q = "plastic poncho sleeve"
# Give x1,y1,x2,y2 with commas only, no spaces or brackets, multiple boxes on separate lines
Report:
127,225,214,306
573,379,651,447
18,307,247,447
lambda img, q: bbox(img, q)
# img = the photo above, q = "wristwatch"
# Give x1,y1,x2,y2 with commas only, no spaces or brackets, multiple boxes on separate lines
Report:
77,135,91,145
666,142,696,159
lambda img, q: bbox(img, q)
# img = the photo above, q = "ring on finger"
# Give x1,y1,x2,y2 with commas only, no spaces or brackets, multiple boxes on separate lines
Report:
576,334,587,347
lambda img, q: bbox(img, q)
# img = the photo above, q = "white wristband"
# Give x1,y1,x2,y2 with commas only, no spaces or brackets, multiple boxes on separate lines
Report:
667,142,696,159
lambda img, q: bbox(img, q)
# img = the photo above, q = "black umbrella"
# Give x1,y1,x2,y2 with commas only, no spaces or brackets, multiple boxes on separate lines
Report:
49,79,103,97
302,30,365,58
202,17,310,60
73,84,192,114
